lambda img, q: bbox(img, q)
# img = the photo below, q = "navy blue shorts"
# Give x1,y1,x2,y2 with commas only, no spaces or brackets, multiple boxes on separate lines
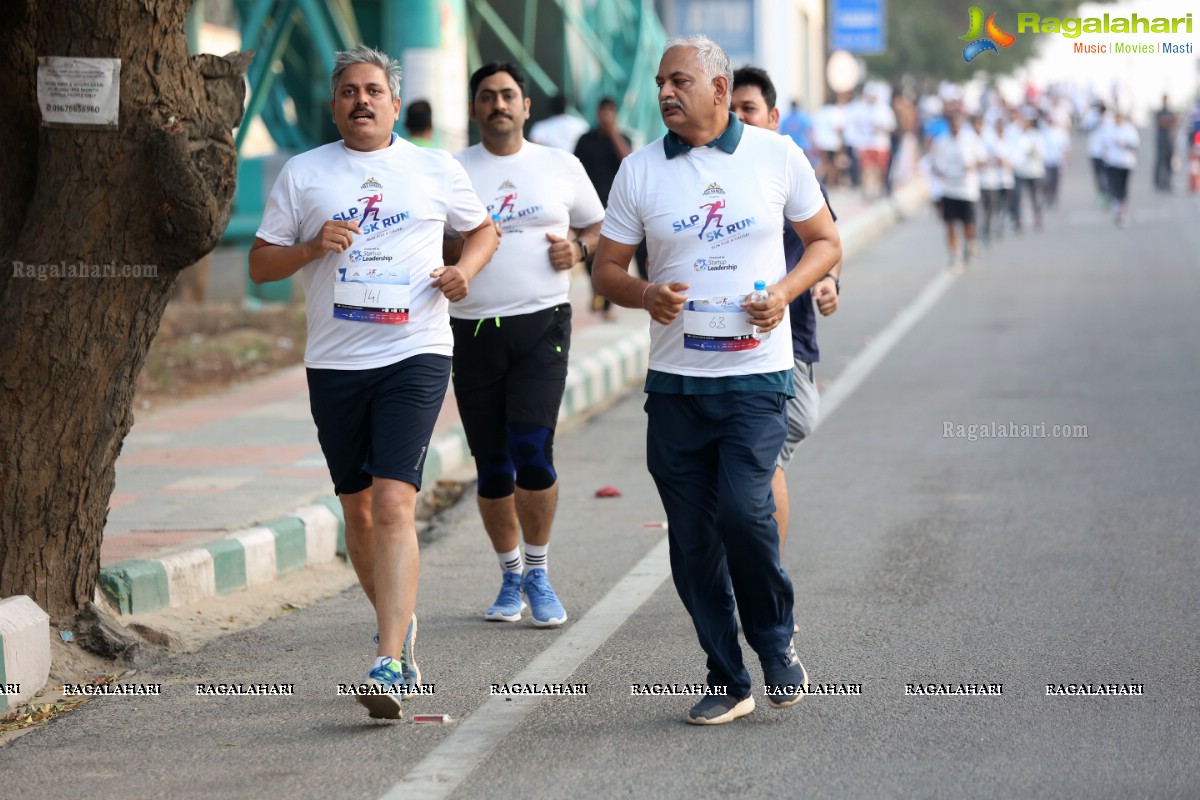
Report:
449,304,571,456
306,353,451,494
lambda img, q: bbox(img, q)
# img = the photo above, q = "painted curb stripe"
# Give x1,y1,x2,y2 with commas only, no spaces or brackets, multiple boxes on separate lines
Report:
204,537,247,595
270,516,308,575
161,549,216,608
230,527,278,586
98,560,169,615
292,504,338,566
315,496,347,556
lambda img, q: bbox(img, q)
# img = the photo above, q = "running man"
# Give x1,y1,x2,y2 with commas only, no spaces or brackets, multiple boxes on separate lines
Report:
451,62,605,627
249,44,498,720
592,37,841,725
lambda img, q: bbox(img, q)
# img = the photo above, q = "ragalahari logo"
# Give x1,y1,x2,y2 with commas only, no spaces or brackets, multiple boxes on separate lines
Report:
960,7,1016,62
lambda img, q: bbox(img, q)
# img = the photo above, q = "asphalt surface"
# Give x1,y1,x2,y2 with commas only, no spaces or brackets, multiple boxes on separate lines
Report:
3,141,1198,799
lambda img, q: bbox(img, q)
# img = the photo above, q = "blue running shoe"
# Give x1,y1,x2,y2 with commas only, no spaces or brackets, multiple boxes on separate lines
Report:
372,614,420,700
485,571,526,622
521,568,567,627
355,657,404,720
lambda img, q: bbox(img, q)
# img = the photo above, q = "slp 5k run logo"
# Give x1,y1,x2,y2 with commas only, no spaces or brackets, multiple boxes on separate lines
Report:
671,183,756,244
960,6,1016,62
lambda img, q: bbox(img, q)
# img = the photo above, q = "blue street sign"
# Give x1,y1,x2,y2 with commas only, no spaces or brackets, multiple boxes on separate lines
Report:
830,0,887,55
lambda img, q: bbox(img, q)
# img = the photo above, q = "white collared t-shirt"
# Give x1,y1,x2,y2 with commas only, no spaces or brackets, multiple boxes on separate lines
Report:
257,137,488,370
451,141,604,318
602,123,825,378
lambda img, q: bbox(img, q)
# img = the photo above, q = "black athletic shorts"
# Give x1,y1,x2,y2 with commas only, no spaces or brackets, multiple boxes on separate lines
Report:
450,304,572,456
306,353,451,494
941,197,976,225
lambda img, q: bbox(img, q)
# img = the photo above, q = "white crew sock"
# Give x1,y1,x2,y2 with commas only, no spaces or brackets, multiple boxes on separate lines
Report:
498,547,523,575
524,543,548,574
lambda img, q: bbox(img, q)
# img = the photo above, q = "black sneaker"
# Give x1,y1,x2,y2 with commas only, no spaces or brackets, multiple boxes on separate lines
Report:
763,642,808,708
686,693,755,725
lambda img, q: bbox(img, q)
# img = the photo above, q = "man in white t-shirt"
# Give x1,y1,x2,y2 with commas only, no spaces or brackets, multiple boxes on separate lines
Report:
451,63,605,628
1009,109,1046,232
592,36,841,725
1040,116,1070,210
1102,109,1140,228
528,93,589,152
249,45,498,721
929,112,987,272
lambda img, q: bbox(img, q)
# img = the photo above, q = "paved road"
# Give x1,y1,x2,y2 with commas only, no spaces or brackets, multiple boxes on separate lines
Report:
4,143,1199,798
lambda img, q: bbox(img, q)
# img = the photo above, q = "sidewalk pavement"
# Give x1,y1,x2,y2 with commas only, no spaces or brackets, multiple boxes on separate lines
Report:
94,181,927,618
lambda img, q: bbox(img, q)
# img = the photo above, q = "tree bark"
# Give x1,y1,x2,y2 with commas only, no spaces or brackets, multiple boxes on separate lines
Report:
0,0,251,619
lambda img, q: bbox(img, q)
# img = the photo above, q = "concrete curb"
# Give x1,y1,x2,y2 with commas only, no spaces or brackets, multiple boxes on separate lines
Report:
94,183,920,617
0,596,51,713
99,503,344,616
98,321,653,617
840,180,930,264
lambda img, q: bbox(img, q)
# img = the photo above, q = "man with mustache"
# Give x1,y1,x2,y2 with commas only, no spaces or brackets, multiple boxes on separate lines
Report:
450,63,604,627
592,37,841,724
250,44,498,720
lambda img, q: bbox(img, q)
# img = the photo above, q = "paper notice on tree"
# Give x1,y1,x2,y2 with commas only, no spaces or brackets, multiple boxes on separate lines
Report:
37,57,121,129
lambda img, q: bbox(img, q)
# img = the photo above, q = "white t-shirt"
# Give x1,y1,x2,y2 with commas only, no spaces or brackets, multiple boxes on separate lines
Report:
1085,109,1110,158
257,137,489,370
931,128,986,201
865,103,897,151
1041,124,1070,167
1011,128,1046,179
451,141,604,318
842,99,872,150
979,130,1014,190
528,114,589,152
811,104,844,151
1102,121,1139,169
602,123,825,378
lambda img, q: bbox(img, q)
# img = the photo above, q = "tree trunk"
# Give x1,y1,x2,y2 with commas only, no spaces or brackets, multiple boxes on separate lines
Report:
0,0,251,619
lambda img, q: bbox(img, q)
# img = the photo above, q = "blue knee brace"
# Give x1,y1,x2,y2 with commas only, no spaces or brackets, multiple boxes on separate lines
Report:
508,422,556,491
475,449,515,499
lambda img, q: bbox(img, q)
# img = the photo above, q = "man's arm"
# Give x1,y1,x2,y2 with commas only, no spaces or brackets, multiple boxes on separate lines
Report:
248,220,362,284
744,204,840,333
812,258,841,317
591,236,688,325
608,130,632,160
431,219,499,302
546,220,603,271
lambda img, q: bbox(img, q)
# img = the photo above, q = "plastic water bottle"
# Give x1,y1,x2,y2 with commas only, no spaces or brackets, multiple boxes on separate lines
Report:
750,280,770,341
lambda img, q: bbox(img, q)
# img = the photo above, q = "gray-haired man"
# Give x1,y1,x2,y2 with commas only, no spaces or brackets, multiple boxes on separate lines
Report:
250,44,498,720
593,37,841,725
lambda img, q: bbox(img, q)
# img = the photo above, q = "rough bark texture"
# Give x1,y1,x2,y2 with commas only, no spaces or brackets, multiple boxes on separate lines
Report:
0,0,251,619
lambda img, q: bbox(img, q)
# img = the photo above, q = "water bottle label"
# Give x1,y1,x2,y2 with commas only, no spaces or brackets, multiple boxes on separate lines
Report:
682,295,759,352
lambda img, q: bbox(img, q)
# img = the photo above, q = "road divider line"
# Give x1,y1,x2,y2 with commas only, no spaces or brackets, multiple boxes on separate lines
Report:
384,538,672,800
817,270,955,424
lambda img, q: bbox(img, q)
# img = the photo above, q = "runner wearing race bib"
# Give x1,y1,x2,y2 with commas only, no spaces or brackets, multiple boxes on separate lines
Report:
250,44,498,722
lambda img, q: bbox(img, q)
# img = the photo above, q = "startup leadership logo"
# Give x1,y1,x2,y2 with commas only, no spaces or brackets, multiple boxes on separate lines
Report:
959,6,1016,62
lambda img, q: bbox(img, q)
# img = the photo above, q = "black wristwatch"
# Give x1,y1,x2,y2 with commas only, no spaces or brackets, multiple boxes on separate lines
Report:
823,272,840,293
